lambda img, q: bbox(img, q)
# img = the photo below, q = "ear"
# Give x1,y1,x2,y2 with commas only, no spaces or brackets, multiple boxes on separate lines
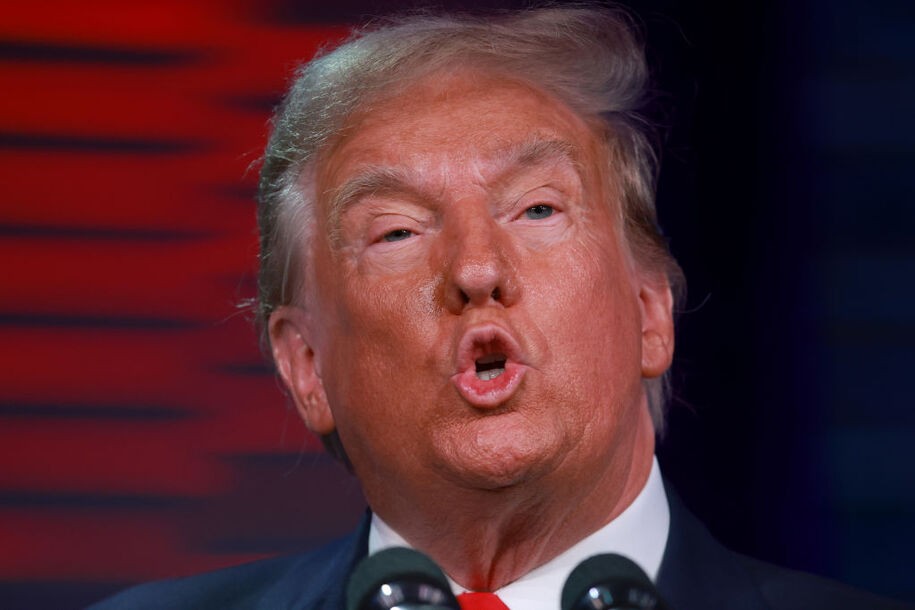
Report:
638,275,675,379
268,306,336,436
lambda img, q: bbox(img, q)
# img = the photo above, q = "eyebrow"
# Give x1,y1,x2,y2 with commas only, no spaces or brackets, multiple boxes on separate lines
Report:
489,137,583,193
508,138,579,171
325,166,419,244
324,137,582,241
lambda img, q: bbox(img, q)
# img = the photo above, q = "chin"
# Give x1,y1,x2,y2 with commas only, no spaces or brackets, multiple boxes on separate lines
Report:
433,412,566,491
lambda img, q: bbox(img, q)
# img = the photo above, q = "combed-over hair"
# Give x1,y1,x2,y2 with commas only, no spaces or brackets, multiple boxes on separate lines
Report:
257,5,685,433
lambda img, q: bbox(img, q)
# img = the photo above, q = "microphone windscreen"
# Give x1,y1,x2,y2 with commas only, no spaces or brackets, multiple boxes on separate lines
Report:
561,554,664,610
346,546,459,610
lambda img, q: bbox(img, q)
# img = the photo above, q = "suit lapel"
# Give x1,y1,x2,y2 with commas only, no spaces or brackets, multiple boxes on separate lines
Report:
257,511,372,610
657,483,770,610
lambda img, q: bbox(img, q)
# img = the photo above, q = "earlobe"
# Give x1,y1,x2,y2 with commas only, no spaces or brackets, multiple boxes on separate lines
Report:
268,306,336,436
638,277,675,379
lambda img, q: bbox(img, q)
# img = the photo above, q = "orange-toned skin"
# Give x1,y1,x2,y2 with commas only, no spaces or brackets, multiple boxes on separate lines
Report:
270,71,674,591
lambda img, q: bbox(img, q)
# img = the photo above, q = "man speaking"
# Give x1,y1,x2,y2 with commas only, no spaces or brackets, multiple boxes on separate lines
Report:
90,6,910,610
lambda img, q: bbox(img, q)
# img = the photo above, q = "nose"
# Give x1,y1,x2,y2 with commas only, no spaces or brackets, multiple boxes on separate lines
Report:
442,205,519,313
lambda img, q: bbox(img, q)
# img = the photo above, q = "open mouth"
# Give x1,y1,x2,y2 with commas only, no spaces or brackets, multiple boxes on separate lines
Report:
475,353,507,381
452,324,527,408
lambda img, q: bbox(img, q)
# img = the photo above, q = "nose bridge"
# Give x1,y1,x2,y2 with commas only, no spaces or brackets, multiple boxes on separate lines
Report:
445,201,515,309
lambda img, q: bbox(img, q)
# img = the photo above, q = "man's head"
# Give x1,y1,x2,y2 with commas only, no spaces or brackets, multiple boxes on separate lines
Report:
262,8,683,560
258,8,684,442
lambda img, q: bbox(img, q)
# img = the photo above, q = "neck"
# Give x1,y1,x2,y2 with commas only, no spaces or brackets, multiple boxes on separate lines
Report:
367,407,656,591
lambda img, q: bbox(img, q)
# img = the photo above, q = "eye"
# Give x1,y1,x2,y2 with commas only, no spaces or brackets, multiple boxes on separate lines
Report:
524,204,555,220
382,228,414,242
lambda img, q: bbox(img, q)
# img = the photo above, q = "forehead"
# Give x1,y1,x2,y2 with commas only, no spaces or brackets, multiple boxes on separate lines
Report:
315,70,605,201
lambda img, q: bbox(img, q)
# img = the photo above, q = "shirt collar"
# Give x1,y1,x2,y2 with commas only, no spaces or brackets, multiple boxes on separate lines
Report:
368,457,669,610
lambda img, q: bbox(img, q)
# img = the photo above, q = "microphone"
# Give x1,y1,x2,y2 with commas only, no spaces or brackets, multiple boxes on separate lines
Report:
346,546,461,610
561,554,670,610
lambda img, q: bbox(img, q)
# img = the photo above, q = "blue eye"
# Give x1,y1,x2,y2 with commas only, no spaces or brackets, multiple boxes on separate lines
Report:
382,228,413,242
524,204,554,220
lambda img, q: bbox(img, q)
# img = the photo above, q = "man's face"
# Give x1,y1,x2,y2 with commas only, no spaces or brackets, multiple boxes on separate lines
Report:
273,71,672,510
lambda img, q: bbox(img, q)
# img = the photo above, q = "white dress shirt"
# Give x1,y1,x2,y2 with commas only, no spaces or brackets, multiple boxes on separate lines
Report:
368,456,670,610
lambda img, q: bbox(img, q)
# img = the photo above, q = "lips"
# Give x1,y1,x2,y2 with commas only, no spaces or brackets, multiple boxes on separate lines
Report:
451,324,528,408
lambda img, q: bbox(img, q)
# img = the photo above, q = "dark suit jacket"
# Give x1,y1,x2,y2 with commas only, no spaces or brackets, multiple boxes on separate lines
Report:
88,490,912,610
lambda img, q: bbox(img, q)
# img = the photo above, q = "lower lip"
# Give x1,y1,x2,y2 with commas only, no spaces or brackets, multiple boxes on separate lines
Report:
451,362,527,408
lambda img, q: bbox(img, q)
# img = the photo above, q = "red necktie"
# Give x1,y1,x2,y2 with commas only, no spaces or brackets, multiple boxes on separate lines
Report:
457,592,511,610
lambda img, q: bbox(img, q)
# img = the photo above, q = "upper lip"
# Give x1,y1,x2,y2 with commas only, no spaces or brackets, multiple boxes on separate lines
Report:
453,323,526,374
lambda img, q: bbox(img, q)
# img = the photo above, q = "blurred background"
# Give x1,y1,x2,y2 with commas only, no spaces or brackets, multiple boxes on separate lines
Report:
1,1,913,608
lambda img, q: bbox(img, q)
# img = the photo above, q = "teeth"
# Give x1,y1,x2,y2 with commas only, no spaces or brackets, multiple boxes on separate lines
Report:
476,368,505,381
474,350,507,381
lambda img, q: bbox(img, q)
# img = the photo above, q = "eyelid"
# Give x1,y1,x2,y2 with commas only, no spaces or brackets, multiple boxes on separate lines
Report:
367,211,425,245
511,182,566,208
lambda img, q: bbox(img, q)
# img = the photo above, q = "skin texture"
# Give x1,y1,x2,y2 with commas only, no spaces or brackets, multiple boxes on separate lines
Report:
269,70,674,591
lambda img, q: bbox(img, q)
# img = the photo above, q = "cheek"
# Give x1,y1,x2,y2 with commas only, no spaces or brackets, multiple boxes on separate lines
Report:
320,262,443,401
339,269,439,338
531,234,637,325
528,237,643,383
556,251,644,432
319,269,449,471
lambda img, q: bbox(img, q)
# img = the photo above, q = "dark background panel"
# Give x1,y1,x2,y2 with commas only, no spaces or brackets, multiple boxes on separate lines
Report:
1,1,912,608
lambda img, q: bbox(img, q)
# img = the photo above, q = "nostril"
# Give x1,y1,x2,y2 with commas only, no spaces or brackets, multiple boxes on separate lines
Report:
460,289,470,305
491,287,501,301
